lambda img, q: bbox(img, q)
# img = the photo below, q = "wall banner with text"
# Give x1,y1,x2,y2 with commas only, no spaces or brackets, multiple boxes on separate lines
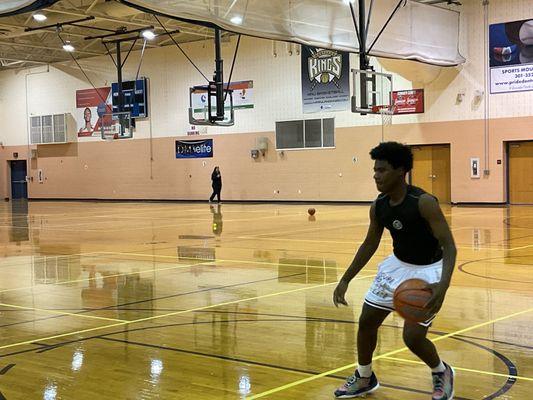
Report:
76,87,112,137
176,139,213,158
392,89,425,114
490,18,533,94
301,46,350,113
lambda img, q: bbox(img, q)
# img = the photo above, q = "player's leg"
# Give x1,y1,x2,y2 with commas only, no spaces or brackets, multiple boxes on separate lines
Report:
403,321,455,400
334,303,389,398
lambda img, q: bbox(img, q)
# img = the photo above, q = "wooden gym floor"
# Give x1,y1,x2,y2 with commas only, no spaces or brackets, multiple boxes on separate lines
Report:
0,200,532,399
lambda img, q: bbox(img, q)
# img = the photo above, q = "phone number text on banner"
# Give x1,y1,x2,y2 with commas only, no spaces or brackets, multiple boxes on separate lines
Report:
490,65,533,94
176,139,213,158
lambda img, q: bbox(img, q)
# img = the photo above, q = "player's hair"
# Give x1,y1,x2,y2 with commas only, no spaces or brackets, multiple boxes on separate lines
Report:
370,141,413,172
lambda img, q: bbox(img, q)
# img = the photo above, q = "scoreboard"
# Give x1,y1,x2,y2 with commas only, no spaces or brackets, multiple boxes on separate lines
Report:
112,77,148,118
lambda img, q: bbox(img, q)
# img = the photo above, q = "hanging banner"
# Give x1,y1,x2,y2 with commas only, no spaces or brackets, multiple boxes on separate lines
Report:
76,87,112,137
301,46,350,113
191,80,253,113
392,89,425,114
489,19,533,94
176,139,213,158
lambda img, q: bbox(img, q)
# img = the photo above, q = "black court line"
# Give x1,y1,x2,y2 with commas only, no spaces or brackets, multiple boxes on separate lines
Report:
451,337,517,400
98,334,474,400
2,308,532,355
458,256,533,283
0,271,308,330
13,316,516,400
0,364,15,375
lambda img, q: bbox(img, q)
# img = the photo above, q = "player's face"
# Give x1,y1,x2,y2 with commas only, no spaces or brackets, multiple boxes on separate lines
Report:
84,108,91,122
373,160,405,193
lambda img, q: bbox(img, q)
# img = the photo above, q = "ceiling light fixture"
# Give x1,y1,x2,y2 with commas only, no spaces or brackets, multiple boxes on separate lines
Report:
62,41,75,52
141,29,156,40
33,13,47,22
230,16,243,25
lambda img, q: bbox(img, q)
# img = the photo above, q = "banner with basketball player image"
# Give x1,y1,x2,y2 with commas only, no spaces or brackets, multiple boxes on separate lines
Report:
301,46,350,113
75,87,112,137
489,18,533,94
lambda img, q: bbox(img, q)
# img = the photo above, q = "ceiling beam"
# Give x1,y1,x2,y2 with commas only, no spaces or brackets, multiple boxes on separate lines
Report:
0,40,104,55
0,55,52,64
43,7,214,38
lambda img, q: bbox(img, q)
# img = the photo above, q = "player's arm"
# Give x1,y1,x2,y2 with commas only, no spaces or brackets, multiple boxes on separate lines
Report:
333,202,384,307
418,194,457,314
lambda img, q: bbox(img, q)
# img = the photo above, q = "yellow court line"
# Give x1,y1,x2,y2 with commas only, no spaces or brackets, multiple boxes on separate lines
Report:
381,356,533,382
0,275,375,352
0,260,217,294
27,220,205,233
99,251,367,271
0,251,110,269
245,306,533,399
235,235,511,252
507,244,533,251
0,303,126,323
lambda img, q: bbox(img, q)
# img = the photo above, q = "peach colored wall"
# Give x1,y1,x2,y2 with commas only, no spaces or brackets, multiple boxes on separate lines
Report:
1,115,532,203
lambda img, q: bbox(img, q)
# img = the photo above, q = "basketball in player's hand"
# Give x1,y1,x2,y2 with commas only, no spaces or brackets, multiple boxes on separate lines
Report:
393,279,434,323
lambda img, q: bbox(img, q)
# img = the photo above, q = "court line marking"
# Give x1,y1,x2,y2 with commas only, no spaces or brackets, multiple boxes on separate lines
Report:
98,251,377,272
228,236,517,252
0,260,216,294
245,306,533,399
0,275,374,352
0,303,126,323
0,251,109,269
381,356,533,382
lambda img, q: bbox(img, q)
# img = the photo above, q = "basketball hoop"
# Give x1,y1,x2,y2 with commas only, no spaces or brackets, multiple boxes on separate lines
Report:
372,104,396,125
372,105,396,142
102,131,117,141
100,111,132,140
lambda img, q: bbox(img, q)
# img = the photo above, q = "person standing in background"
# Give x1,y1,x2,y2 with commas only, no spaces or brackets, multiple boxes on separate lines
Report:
209,166,222,203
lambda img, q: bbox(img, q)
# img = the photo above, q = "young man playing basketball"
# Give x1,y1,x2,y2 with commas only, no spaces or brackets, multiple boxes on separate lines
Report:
333,142,456,399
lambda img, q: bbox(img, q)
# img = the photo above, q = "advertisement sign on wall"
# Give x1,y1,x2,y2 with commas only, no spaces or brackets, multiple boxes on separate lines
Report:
176,139,213,158
392,89,425,114
76,87,112,137
489,18,533,94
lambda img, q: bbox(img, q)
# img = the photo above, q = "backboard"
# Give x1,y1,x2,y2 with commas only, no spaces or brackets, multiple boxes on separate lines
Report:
100,111,133,140
189,84,234,126
351,69,393,115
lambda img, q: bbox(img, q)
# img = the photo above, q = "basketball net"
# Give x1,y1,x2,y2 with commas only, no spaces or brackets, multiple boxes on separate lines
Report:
101,124,118,141
374,105,396,142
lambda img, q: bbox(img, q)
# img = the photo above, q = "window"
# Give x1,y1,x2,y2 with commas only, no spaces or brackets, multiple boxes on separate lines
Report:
276,118,334,150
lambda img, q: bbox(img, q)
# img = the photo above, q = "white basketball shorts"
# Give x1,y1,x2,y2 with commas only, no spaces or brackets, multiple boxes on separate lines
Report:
364,254,443,327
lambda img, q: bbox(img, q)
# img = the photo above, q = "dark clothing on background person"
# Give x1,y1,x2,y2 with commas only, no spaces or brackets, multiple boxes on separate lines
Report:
210,168,222,203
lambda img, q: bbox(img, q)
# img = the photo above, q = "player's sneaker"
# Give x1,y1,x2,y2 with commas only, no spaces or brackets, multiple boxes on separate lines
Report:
334,370,379,398
432,362,455,400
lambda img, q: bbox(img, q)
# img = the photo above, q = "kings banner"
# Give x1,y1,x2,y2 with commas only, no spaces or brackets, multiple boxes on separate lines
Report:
301,46,350,113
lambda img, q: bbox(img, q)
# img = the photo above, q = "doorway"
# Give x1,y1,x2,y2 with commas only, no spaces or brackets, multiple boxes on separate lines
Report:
10,160,28,199
410,144,451,203
508,141,533,204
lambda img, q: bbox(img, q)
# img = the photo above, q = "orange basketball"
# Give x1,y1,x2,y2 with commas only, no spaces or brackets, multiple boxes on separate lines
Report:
393,279,434,323
308,208,316,216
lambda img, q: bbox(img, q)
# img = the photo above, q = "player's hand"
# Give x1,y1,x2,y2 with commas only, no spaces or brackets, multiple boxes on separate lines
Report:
333,280,349,307
424,283,447,315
